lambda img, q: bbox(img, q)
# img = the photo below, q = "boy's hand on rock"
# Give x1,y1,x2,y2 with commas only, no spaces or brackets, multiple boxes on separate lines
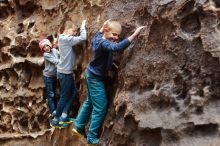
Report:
134,26,146,36
82,20,86,27
128,26,146,42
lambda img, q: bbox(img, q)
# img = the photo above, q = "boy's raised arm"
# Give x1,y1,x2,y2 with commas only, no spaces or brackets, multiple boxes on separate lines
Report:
68,20,87,46
102,39,130,52
102,25,146,52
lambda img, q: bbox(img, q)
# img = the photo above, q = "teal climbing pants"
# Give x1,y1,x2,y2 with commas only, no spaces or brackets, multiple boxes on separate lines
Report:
75,71,108,139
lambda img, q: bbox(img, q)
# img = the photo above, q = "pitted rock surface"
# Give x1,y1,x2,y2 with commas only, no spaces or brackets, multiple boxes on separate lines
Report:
1,0,220,146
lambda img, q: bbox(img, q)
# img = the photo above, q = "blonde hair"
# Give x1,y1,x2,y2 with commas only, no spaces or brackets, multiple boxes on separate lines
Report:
107,21,122,31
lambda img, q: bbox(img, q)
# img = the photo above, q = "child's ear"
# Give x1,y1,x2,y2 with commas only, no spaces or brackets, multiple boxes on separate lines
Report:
104,27,110,32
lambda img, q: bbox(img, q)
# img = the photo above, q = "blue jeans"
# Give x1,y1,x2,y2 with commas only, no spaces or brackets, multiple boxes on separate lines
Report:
75,71,108,140
44,76,57,114
55,72,77,118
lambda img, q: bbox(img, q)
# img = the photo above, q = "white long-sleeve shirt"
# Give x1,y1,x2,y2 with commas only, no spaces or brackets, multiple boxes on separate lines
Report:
57,25,87,74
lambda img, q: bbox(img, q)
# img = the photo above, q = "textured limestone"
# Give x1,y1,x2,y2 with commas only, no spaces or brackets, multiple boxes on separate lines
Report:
1,0,220,146
101,0,220,146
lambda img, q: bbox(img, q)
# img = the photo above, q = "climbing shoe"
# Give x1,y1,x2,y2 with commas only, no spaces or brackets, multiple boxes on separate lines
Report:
50,118,69,128
87,138,99,146
59,116,75,124
72,127,87,139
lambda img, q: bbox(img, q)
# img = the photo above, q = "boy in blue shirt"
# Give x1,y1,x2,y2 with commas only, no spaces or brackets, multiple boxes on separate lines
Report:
72,20,145,145
39,39,59,121
50,20,87,128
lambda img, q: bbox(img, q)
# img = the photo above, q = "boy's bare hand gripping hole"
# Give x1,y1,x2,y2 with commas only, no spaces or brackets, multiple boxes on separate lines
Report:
128,26,146,42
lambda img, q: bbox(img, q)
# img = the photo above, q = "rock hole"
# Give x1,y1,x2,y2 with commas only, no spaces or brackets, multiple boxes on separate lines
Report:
13,97,20,106
26,40,42,57
17,23,24,34
195,106,203,115
175,84,187,100
124,115,138,132
136,128,162,146
116,104,127,120
0,37,11,48
10,46,27,57
19,100,27,109
19,117,29,132
177,0,195,19
19,1,38,18
162,129,180,142
204,77,212,85
2,37,11,46
180,12,201,35
4,100,13,107
30,116,40,132
213,0,220,8
193,124,218,136
184,123,219,136
32,100,36,105
0,52,11,63
31,121,40,132
0,1,14,20
28,21,35,29
144,82,154,91
37,115,47,123
139,82,155,93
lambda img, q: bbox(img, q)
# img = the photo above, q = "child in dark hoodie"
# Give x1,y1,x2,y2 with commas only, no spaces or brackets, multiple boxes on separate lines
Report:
72,20,145,145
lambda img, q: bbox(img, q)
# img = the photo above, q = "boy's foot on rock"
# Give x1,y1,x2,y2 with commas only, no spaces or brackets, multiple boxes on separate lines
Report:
72,128,87,139
87,138,99,146
50,119,70,128
59,116,75,124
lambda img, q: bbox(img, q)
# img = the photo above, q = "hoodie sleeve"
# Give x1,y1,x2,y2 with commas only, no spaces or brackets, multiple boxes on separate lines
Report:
54,49,60,57
68,25,87,46
44,53,59,65
101,38,131,52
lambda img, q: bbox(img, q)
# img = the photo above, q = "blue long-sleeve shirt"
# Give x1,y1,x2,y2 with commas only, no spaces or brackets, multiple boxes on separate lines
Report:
87,32,131,77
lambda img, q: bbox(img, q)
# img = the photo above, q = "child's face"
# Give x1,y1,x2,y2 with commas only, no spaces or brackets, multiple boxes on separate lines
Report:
104,27,121,42
43,45,51,53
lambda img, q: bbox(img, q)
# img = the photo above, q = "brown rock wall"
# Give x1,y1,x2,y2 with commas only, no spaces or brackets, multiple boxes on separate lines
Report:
1,0,220,146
